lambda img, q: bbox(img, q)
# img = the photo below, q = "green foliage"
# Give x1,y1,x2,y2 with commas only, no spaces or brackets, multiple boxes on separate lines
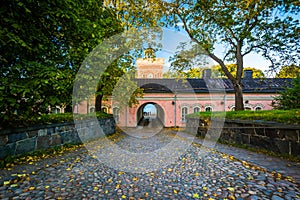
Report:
162,0,299,110
272,76,300,110
187,109,300,125
164,65,265,78
0,112,112,129
275,65,300,78
0,0,123,127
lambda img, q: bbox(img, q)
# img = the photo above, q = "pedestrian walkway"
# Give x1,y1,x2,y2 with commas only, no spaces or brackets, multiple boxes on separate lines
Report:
177,131,300,183
0,129,299,199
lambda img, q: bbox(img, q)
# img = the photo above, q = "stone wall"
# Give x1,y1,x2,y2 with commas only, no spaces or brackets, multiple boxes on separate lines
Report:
0,118,115,159
186,118,300,157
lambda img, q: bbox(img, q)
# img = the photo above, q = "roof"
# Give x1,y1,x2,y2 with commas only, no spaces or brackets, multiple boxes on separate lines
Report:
134,78,293,93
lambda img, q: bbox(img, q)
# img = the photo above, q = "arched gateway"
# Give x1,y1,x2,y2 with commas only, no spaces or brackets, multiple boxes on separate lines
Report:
75,52,292,128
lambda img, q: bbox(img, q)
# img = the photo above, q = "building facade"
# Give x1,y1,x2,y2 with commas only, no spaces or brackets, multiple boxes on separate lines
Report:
75,55,292,128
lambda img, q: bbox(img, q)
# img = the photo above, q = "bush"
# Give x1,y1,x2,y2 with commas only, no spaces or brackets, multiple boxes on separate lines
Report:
0,112,112,129
272,76,300,110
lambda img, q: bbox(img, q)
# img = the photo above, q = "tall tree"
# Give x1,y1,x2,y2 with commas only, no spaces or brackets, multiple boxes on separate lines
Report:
275,64,300,78
0,0,122,127
163,0,299,110
164,65,265,78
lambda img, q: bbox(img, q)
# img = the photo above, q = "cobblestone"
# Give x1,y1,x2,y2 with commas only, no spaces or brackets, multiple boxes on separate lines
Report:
0,129,299,199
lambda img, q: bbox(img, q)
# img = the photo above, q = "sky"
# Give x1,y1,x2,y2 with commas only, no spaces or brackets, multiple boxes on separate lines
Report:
154,28,272,77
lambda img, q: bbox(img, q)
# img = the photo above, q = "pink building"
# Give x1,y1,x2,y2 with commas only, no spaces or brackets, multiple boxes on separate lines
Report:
75,54,292,128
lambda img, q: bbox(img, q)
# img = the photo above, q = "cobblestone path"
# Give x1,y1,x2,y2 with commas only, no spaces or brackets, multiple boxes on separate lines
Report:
0,129,299,200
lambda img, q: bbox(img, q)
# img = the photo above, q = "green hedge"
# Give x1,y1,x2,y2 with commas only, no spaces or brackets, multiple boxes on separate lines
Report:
187,109,300,125
1,112,113,129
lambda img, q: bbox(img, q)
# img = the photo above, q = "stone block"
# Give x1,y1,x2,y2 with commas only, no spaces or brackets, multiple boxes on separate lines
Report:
250,135,272,151
265,128,284,139
243,127,254,135
36,136,50,150
50,134,62,146
254,127,265,136
38,129,47,136
60,131,81,144
15,138,36,155
27,130,38,138
282,129,298,141
290,141,300,157
8,132,27,143
0,143,16,159
273,139,290,155
0,135,8,146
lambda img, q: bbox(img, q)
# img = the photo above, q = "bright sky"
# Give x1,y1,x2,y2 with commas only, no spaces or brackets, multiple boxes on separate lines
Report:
155,28,272,76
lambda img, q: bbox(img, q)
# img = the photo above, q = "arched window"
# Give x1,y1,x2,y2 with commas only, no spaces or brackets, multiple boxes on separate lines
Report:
205,106,213,112
51,107,61,114
255,106,262,111
181,107,188,123
101,106,108,113
113,107,120,123
245,107,252,110
193,106,200,113
89,107,95,113
147,73,153,78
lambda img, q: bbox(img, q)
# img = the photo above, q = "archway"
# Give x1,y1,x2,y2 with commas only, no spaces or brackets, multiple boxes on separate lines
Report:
136,102,165,127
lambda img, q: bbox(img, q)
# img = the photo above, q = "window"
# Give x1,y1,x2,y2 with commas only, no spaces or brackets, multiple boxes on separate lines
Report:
89,107,95,113
255,106,262,111
147,73,153,78
245,107,252,110
181,107,188,123
51,107,61,114
205,106,212,112
113,107,120,123
193,106,200,113
101,106,108,113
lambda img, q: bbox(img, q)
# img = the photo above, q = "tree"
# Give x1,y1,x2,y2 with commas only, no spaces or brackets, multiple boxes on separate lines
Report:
162,0,299,110
164,65,265,78
272,76,300,110
275,64,300,78
0,0,122,127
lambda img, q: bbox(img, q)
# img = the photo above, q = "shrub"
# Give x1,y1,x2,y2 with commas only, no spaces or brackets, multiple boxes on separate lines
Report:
272,76,300,110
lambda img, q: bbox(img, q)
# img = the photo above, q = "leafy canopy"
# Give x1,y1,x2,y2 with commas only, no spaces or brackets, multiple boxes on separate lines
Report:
0,0,122,127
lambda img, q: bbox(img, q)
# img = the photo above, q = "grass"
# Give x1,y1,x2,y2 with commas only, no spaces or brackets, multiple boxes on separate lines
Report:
187,109,300,125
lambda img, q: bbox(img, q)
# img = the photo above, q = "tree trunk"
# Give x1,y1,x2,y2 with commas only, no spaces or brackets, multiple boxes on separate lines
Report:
233,82,244,111
95,94,103,112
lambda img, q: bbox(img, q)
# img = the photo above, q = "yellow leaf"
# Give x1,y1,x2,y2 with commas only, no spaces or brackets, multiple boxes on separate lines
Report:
167,168,172,172
121,195,126,199
45,186,50,189
203,186,207,190
174,189,177,194
227,187,235,192
4,181,10,185
116,184,120,189
66,168,71,171
193,193,200,198
105,190,108,194
195,172,199,176
145,192,149,197
133,177,137,181
29,186,35,190
10,184,18,188
94,187,99,191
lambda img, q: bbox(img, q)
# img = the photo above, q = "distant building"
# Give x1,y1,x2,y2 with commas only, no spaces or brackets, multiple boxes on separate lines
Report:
75,52,292,128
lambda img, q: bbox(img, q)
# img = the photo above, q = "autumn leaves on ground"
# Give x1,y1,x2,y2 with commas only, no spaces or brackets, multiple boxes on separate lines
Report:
1,130,299,199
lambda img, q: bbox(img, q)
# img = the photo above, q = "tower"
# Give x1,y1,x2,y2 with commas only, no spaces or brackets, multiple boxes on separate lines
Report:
136,48,164,79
